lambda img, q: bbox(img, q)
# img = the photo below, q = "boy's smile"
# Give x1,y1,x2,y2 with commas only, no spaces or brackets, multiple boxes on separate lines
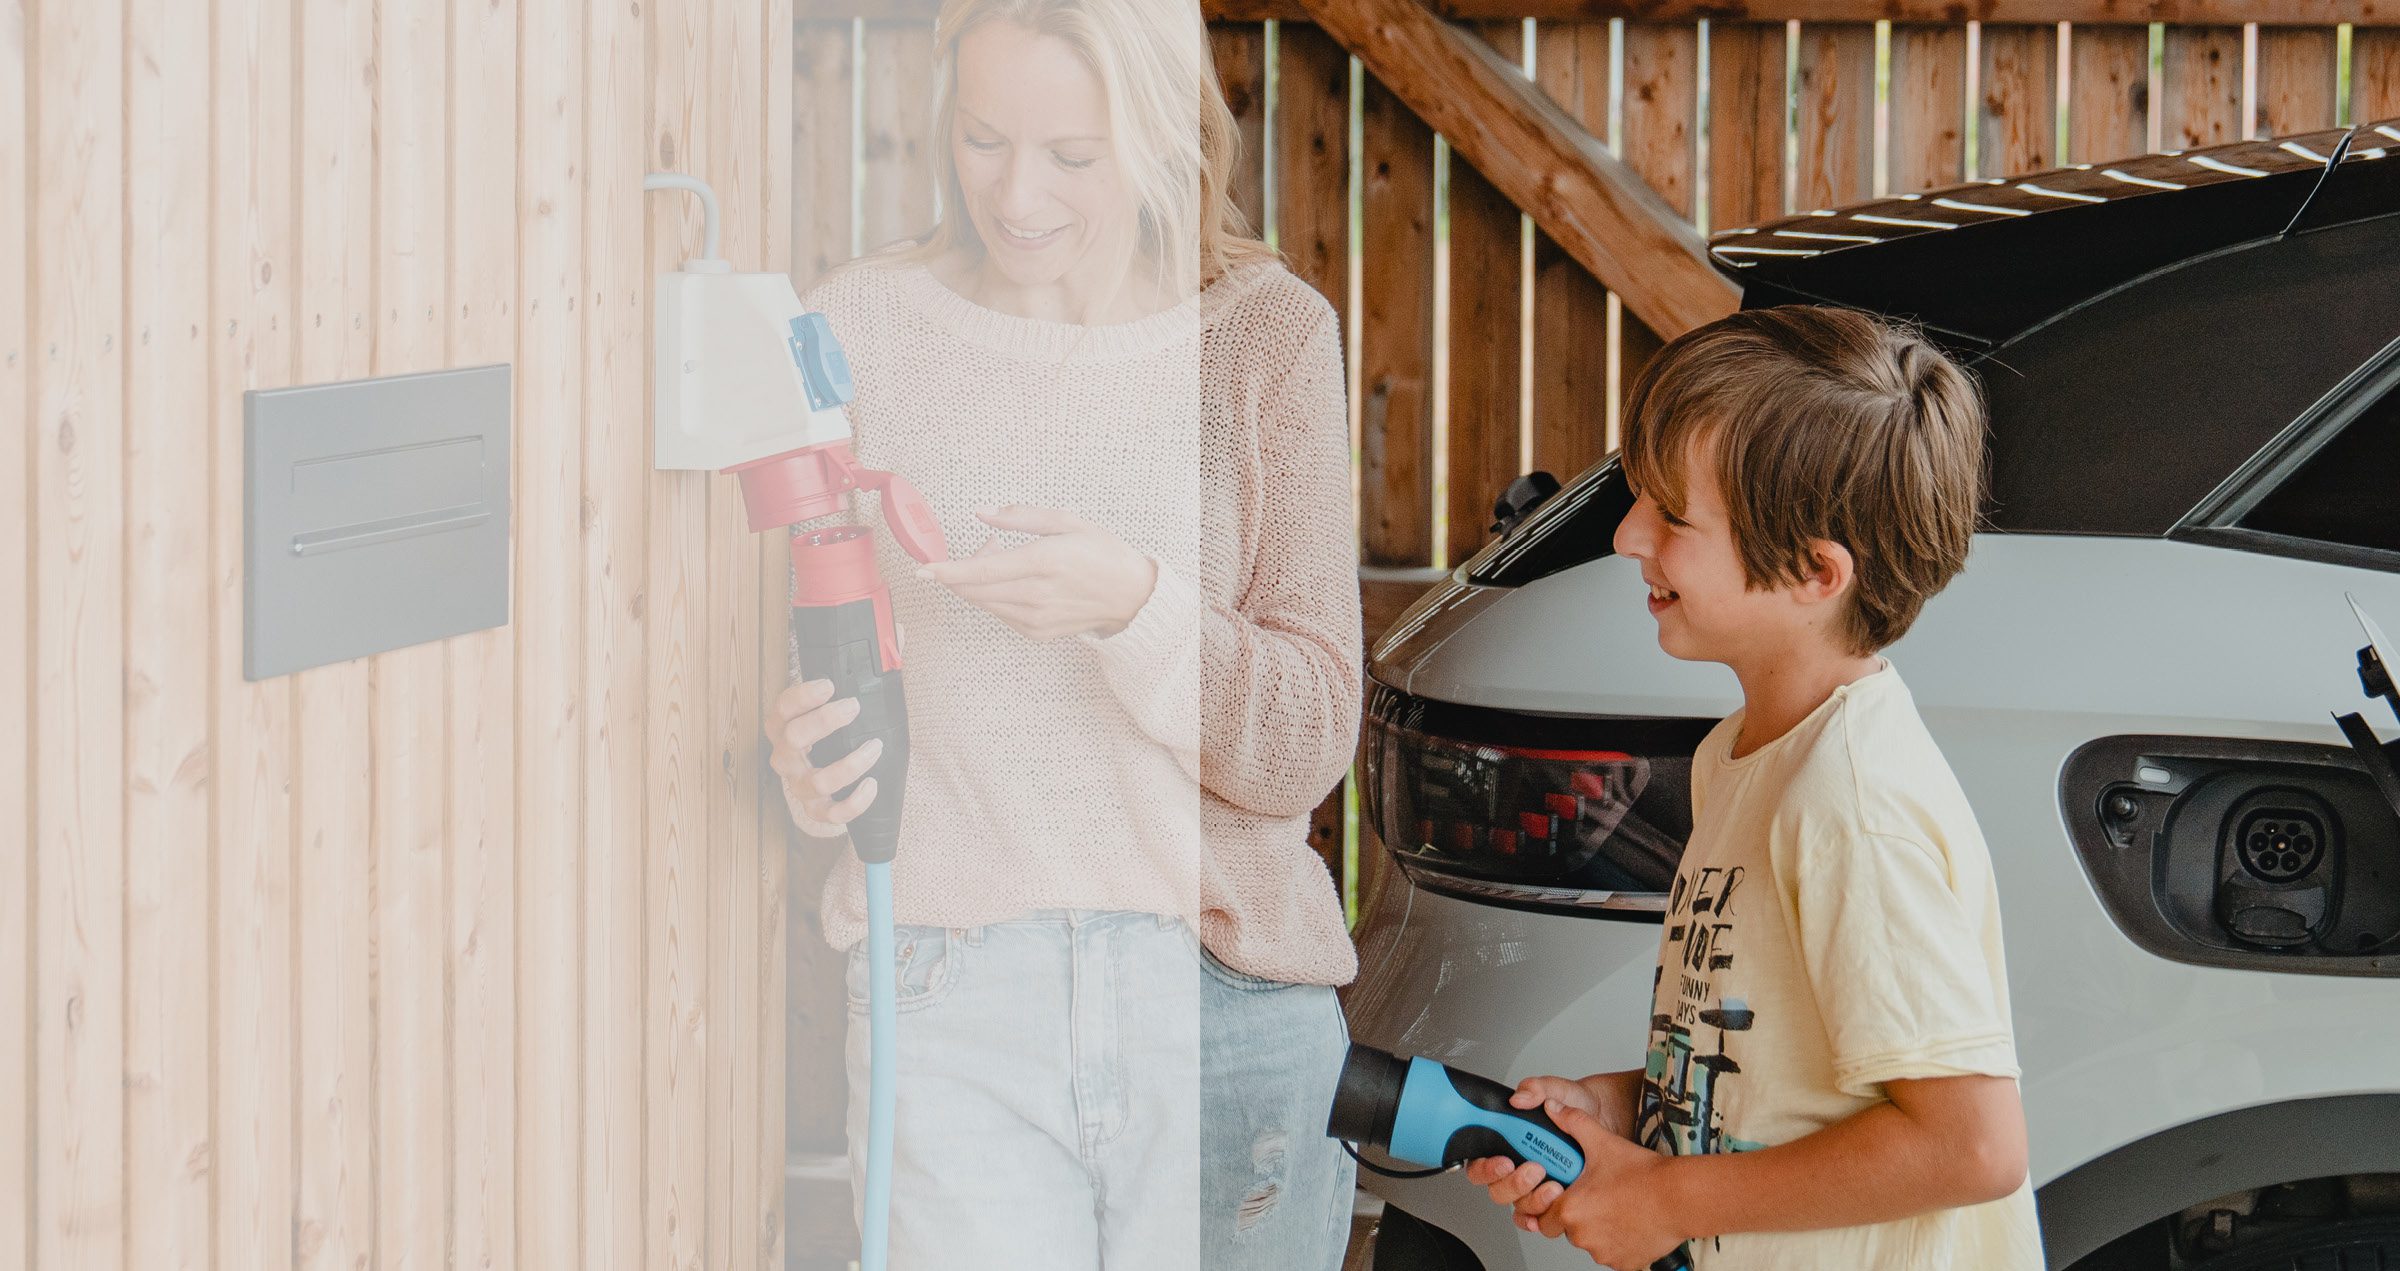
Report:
1614,432,1770,666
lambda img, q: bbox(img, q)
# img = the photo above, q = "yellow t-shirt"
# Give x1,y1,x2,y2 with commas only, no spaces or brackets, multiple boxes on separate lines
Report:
1638,661,2044,1270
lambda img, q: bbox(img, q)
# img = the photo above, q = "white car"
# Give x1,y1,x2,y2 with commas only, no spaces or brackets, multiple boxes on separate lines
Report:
1342,121,2400,1270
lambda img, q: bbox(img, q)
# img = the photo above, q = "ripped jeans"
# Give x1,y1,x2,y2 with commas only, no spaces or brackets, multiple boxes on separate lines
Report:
843,909,1357,1271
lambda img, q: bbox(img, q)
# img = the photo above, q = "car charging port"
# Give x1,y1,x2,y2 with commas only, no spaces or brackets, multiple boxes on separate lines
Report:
2233,802,2327,884
2063,738,2400,975
2216,789,2340,949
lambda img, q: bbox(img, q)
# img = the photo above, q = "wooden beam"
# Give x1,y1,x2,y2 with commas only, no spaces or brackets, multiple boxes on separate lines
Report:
1301,0,1736,340
800,0,2400,26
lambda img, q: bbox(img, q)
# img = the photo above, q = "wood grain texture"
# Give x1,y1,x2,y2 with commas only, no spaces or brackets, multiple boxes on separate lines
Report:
210,0,298,1266
1301,0,1734,337
1795,22,1878,209
1211,23,1270,235
2065,21,2152,160
1889,24,1969,192
1354,68,1441,916
759,7,798,1262
712,0,771,1261
1274,24,1351,313
648,1,715,1268
0,0,30,1259
1707,21,1791,230
518,0,589,1263
860,23,938,252
794,21,856,289
1358,73,1438,569
124,0,214,1263
586,0,650,1267
2254,26,2339,135
33,0,128,1261
806,0,2400,23
291,0,377,1265
371,0,454,1264
1978,23,2059,177
12,2,799,1265
2161,25,2244,149
447,0,520,1265
1445,21,1526,565
2359,29,2400,124
1532,19,1611,480
1615,21,1698,421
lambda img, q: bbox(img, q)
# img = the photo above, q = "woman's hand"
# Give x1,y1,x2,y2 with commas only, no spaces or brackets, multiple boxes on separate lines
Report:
766,675,884,837
916,504,1156,642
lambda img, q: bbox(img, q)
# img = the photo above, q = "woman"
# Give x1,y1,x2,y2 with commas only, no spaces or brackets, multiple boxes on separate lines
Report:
767,0,1361,1264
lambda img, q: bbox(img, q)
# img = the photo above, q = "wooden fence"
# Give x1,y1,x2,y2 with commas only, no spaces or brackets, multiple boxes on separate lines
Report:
9,1,795,1268
782,3,2400,1262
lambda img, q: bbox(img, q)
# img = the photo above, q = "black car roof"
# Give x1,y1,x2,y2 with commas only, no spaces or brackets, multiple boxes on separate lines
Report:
1713,121,2400,538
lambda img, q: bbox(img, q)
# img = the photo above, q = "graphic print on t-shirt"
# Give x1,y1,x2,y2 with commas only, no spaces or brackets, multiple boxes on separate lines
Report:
1637,863,1767,1162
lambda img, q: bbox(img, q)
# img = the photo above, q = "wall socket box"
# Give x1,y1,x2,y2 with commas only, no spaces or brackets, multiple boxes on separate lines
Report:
244,364,512,680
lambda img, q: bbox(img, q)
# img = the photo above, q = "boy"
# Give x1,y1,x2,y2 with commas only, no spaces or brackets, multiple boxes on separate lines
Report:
1464,306,2043,1269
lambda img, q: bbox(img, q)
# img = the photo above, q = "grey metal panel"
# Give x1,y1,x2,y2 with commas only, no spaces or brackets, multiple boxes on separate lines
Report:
244,363,512,680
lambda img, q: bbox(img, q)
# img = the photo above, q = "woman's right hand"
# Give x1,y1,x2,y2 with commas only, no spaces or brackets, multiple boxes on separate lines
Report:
767,676,884,838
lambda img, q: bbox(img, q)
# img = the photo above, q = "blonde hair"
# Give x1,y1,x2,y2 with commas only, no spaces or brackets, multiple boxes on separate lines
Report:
1619,306,1988,655
883,0,1278,299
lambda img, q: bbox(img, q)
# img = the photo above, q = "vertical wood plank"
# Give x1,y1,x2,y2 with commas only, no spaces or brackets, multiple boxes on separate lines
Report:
649,0,714,1265
1531,19,1609,481
1444,21,1524,565
1795,23,1877,210
371,0,453,1262
1708,21,1791,231
1273,23,1350,317
1614,21,1699,420
518,0,588,1262
1889,25,1968,193
33,2,126,1266
1210,22,1269,236
1356,69,1437,915
211,0,298,1266
291,0,378,1264
0,0,29,1259
2254,27,2339,137
713,0,771,1258
124,0,214,1264
584,0,651,1261
860,23,936,252
1276,23,1355,887
2065,23,2151,162
1978,23,2059,178
759,3,798,1262
2356,29,2400,125
794,21,856,287
448,0,519,1265
787,20,854,1171
1358,73,1435,571
2161,26,2243,150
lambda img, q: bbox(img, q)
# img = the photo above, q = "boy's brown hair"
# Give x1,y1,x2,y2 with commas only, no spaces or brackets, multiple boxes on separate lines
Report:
1619,305,1987,655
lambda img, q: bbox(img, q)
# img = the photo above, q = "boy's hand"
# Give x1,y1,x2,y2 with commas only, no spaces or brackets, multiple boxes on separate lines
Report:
1534,1100,1689,1267
1462,1075,1624,1220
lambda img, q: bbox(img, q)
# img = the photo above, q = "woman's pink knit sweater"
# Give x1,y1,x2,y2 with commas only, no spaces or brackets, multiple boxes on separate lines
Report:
797,253,1362,986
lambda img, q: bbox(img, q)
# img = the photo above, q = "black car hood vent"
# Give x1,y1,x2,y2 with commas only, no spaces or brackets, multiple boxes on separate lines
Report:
1711,122,2400,356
